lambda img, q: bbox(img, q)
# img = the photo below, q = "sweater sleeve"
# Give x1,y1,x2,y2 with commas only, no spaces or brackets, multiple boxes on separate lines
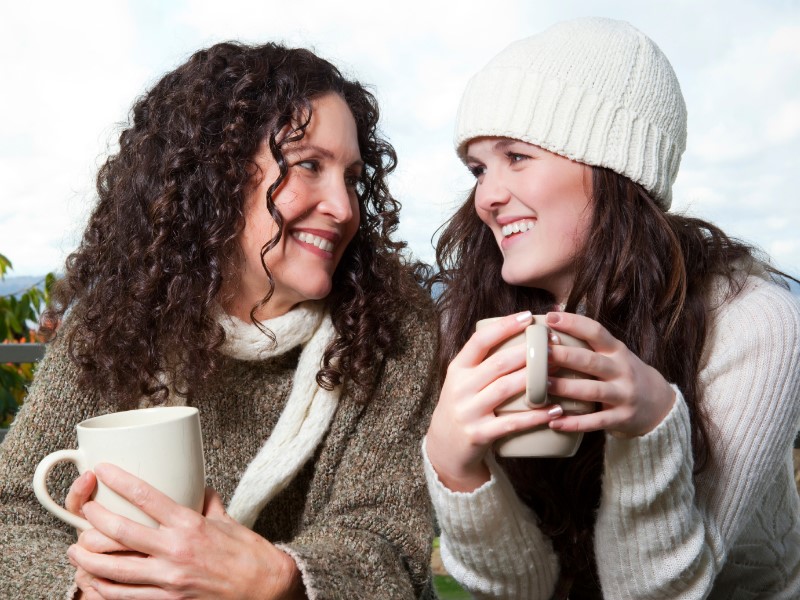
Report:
277,304,439,600
595,278,800,598
0,326,107,599
422,441,559,599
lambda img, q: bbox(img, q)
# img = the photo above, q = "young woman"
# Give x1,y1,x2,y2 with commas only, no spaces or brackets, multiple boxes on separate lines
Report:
0,42,438,599
424,17,800,599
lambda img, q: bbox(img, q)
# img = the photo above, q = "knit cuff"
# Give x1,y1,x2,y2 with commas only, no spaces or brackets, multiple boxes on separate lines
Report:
275,544,320,600
603,384,693,495
421,438,500,532
66,582,79,600
422,438,559,598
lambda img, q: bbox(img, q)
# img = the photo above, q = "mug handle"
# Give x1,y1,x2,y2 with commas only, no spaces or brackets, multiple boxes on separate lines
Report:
32,449,92,531
525,324,550,407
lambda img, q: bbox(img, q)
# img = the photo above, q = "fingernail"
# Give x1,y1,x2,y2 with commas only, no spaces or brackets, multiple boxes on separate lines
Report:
549,332,561,345
547,312,561,325
515,310,533,323
547,405,563,418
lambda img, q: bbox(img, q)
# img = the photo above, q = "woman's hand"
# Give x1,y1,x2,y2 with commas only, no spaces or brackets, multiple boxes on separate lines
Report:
426,311,560,492
544,312,676,438
67,471,150,599
67,463,306,600
67,467,130,600
66,470,98,535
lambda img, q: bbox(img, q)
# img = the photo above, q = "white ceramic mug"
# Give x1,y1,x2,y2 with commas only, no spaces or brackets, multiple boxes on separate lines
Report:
477,315,595,457
33,406,206,529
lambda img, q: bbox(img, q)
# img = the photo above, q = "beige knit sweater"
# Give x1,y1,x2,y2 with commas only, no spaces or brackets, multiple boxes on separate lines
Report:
424,275,800,598
0,301,439,600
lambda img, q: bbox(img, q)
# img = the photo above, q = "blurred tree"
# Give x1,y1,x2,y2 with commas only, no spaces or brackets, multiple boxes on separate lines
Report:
0,252,54,426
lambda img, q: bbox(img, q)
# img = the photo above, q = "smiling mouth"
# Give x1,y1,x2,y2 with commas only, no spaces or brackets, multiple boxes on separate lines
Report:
501,219,535,238
292,231,335,253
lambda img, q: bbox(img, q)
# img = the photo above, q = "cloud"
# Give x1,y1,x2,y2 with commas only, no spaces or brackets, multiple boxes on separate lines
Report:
673,18,800,276
687,24,800,163
766,101,800,144
0,1,149,274
1,0,797,278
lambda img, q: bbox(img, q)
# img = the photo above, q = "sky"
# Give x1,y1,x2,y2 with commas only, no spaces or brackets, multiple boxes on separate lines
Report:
1,0,798,279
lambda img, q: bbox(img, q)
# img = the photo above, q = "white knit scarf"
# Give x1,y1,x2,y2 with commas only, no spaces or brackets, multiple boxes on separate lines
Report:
217,301,340,529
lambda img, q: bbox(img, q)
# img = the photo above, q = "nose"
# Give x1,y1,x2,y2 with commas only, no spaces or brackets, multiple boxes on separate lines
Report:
473,168,511,212
317,175,356,224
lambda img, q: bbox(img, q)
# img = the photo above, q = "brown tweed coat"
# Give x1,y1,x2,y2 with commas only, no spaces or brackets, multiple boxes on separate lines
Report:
0,302,439,599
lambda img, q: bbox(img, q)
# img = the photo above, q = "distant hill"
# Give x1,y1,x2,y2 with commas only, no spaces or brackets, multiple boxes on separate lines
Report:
0,276,48,297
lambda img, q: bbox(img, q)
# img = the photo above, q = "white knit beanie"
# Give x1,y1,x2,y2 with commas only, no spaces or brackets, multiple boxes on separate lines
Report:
454,17,687,210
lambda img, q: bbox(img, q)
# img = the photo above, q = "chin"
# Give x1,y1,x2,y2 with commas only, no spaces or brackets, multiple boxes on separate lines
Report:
298,281,334,302
501,264,537,289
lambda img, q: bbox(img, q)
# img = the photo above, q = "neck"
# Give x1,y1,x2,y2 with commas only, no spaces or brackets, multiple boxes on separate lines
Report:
223,296,300,323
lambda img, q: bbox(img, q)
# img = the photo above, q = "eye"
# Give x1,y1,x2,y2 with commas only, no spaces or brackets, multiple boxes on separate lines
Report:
344,164,363,189
296,160,319,173
467,164,486,179
344,172,361,190
506,152,529,164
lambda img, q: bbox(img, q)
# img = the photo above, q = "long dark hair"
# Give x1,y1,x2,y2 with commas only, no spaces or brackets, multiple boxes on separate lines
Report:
42,41,426,404
432,165,793,596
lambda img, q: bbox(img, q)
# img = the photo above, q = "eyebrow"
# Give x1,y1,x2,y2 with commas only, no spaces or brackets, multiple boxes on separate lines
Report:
493,139,516,152
464,139,518,163
287,143,364,169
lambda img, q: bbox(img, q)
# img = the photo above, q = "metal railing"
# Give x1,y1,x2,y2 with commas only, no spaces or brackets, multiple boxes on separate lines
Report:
0,343,46,442
0,343,46,363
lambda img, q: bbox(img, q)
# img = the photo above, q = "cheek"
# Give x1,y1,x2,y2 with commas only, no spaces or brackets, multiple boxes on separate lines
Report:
473,201,492,227
346,204,361,240
242,221,273,256
566,208,593,254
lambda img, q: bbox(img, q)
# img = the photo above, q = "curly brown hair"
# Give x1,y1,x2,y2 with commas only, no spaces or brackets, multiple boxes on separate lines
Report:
431,166,795,598
42,41,426,405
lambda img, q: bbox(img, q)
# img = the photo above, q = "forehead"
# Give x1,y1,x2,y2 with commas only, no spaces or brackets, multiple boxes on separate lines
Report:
292,93,360,159
466,137,525,156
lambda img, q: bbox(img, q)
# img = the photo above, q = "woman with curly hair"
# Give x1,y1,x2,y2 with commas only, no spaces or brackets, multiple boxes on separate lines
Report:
423,17,800,599
0,42,438,599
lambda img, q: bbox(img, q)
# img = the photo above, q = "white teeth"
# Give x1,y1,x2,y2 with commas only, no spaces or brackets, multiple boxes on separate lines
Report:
501,220,535,237
293,232,334,252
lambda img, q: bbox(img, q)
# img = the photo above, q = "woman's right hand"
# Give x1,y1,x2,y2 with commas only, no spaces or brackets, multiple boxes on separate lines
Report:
66,471,97,534
66,471,99,600
425,311,558,492
67,471,133,599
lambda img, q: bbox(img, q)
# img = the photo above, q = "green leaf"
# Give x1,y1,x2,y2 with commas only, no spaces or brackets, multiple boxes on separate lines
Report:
45,272,56,296
0,253,11,280
0,386,19,423
5,311,23,335
27,286,45,309
14,298,34,330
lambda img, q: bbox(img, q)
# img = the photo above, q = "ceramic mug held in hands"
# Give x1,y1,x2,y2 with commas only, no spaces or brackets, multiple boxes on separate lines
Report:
33,406,206,529
476,315,595,457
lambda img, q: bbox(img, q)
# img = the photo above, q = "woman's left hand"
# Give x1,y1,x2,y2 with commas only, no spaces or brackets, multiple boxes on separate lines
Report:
67,463,305,600
544,312,676,438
